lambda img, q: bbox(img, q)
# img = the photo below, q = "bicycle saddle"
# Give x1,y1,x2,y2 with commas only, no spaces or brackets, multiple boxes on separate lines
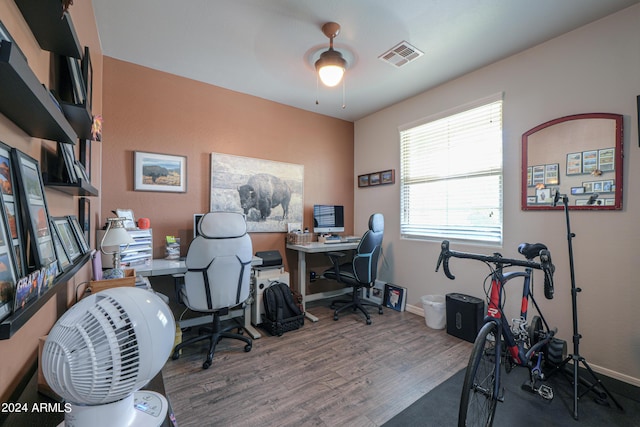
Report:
518,242,548,260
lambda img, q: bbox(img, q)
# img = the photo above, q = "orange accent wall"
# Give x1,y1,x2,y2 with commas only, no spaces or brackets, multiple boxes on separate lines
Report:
101,57,355,271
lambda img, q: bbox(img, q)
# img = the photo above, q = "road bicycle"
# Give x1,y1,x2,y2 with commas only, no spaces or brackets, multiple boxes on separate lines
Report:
436,240,567,427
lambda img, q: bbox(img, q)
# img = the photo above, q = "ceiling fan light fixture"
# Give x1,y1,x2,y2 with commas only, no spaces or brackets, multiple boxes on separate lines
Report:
315,22,347,87
315,49,346,87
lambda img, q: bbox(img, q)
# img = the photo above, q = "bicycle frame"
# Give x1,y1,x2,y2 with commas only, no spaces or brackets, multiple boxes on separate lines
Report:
485,267,554,401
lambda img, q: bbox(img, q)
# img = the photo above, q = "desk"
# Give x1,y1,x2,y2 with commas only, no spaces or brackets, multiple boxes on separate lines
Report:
135,257,264,339
286,241,358,322
135,256,263,276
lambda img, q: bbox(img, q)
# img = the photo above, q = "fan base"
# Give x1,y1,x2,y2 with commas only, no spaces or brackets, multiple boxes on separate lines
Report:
59,391,168,427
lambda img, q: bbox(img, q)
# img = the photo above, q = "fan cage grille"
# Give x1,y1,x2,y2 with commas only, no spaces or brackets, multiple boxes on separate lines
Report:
43,294,142,404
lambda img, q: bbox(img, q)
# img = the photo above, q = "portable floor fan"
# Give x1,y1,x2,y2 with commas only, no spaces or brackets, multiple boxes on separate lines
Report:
42,287,175,426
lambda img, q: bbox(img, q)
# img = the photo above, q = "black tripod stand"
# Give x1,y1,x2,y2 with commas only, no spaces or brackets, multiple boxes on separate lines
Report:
549,193,624,419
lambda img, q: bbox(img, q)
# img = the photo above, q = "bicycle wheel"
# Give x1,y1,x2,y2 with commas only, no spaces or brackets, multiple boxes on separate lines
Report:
458,321,499,427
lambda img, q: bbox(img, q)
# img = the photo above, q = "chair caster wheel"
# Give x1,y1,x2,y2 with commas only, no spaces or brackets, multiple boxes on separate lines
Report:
333,315,339,321
202,361,211,369
366,318,372,325
244,344,252,352
378,308,383,315
172,351,180,360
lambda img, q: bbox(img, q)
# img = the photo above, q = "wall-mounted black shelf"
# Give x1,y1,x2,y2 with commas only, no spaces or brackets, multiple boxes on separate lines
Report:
60,101,93,140
14,0,82,59
44,178,99,197
0,40,77,144
0,253,91,340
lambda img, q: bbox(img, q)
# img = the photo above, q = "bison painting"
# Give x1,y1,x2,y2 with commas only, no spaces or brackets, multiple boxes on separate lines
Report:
238,173,291,221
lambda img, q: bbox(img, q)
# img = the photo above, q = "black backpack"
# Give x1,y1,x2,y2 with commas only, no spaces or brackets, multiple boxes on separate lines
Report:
262,282,304,336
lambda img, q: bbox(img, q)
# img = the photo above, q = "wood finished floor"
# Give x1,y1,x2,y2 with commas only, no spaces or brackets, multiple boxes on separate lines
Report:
162,300,473,427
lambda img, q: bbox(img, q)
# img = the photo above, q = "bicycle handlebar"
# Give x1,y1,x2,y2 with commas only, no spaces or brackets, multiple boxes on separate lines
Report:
435,240,556,299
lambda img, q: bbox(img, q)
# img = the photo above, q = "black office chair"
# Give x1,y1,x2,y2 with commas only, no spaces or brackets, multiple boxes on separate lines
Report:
323,213,384,325
172,212,253,369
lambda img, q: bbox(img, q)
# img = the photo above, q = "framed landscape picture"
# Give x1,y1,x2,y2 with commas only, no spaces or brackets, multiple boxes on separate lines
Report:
134,151,186,193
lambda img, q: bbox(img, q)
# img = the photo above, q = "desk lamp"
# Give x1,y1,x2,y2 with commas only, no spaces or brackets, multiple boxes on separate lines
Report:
100,217,134,271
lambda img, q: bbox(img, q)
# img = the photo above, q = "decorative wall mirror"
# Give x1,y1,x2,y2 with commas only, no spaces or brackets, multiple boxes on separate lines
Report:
522,113,623,210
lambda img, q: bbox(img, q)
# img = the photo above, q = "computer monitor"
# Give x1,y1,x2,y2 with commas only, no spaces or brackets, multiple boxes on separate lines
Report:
194,213,205,238
313,205,345,234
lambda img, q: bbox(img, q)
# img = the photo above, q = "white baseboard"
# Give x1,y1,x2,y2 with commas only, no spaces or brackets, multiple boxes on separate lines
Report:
403,302,640,387
585,362,640,387
405,302,423,316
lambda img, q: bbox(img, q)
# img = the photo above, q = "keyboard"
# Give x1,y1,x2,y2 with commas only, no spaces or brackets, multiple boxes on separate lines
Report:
323,239,344,244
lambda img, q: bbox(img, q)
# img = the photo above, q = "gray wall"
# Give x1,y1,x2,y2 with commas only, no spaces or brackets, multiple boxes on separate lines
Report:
355,5,640,384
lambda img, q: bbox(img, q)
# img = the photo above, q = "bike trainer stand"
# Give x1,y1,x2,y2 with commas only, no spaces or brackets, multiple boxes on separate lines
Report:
547,194,624,420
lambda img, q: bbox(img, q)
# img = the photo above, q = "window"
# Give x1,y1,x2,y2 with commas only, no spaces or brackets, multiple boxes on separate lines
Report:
400,96,503,244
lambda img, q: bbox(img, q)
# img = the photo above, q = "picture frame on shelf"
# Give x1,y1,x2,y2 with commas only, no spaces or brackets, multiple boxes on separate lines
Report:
11,149,58,269
571,186,585,195
73,160,90,182
57,142,77,183
81,46,93,111
52,216,81,263
0,191,19,323
78,197,90,247
0,141,26,277
79,139,91,180
66,56,86,105
67,215,90,254
134,151,187,193
50,220,70,273
536,187,552,204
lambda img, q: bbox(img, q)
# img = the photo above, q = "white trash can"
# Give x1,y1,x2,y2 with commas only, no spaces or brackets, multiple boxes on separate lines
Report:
422,295,446,329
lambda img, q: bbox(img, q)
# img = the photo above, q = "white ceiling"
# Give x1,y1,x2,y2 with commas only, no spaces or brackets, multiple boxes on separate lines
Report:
91,0,639,122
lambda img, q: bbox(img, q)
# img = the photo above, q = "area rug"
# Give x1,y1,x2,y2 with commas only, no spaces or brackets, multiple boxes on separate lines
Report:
383,366,639,427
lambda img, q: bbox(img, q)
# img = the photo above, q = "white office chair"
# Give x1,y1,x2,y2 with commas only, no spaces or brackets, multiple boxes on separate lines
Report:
171,212,253,369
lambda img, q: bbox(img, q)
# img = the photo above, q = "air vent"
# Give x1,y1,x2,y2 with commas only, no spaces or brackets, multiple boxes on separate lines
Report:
378,41,424,68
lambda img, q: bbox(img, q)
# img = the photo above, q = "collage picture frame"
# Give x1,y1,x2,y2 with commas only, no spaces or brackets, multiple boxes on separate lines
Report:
358,169,395,188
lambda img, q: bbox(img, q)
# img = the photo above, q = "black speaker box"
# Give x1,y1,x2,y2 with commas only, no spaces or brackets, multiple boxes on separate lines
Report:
446,293,484,343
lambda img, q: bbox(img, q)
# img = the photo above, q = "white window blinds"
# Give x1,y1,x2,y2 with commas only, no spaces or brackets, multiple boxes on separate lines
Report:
400,97,503,244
